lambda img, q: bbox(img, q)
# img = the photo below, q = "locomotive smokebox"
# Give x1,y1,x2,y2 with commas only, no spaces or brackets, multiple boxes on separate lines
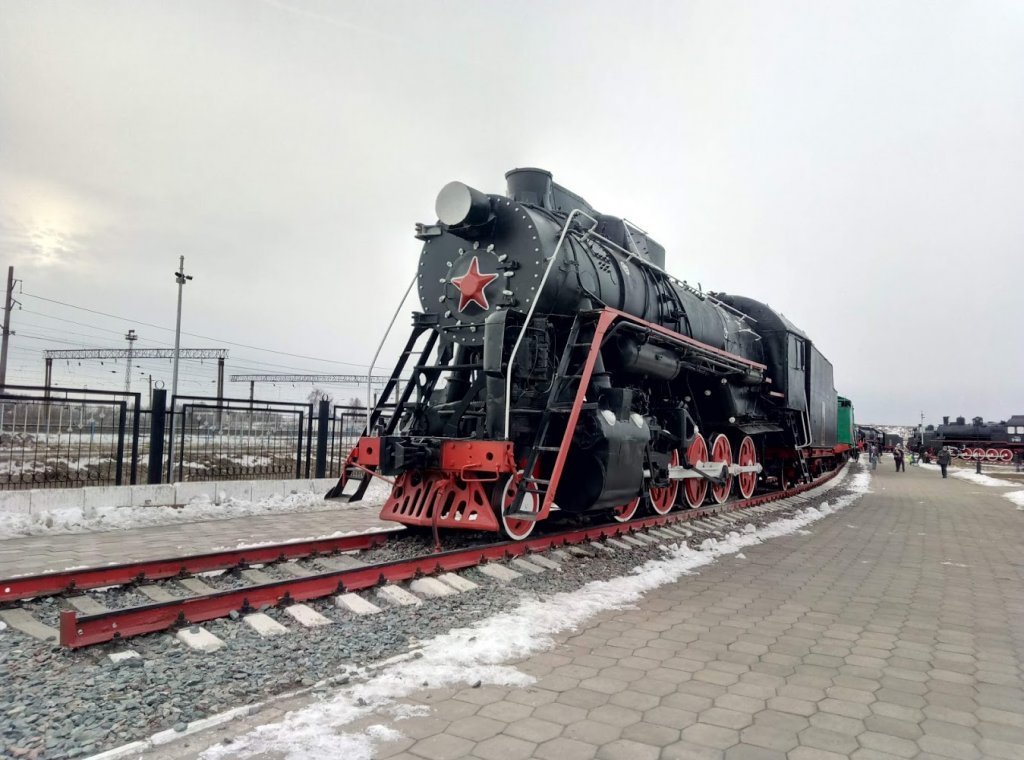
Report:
505,167,554,208
435,181,492,228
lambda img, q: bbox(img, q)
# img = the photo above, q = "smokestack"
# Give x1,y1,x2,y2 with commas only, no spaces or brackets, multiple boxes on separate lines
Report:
942,416,949,426
505,168,554,209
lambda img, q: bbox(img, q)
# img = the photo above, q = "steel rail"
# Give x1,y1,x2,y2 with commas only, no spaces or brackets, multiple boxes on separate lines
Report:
0,531,393,604
56,465,844,649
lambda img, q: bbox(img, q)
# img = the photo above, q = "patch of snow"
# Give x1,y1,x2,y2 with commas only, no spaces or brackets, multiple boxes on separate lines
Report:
941,561,970,568
201,465,871,760
919,463,1013,487
1004,490,1024,510
735,553,746,560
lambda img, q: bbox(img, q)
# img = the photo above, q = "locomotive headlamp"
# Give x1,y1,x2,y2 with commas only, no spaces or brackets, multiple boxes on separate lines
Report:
436,181,491,228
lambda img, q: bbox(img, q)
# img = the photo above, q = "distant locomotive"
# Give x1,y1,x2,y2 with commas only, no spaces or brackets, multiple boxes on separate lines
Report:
911,415,1024,462
329,169,855,539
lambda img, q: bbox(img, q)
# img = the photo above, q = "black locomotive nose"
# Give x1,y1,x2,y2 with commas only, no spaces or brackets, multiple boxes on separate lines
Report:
436,181,491,228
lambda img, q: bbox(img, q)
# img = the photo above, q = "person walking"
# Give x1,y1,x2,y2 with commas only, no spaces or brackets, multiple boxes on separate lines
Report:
894,447,905,472
1016,450,1023,473
869,444,879,471
937,447,951,478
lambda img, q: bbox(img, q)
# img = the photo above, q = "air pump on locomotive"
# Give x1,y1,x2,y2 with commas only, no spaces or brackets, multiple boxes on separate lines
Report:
328,169,852,540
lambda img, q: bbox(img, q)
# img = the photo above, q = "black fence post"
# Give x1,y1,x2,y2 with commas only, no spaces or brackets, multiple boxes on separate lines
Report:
315,397,330,479
114,402,127,486
148,389,167,484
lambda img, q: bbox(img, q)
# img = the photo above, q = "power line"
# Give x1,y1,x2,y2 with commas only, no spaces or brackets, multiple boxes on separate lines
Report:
229,373,391,384
20,291,372,368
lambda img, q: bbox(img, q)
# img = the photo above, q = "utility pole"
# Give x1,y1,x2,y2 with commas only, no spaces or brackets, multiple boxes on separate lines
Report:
167,256,192,482
170,256,192,404
0,266,16,390
123,329,138,392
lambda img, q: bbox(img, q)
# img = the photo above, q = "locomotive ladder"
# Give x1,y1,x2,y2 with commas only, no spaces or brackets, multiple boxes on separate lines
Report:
506,310,608,518
786,413,813,485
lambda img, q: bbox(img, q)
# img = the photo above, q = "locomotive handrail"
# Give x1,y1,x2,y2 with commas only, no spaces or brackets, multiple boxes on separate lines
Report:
366,273,419,432
502,208,591,437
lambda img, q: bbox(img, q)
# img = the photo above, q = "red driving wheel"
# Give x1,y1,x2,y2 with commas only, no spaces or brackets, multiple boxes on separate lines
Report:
736,435,757,499
612,496,641,523
709,433,734,504
649,450,680,515
683,434,709,508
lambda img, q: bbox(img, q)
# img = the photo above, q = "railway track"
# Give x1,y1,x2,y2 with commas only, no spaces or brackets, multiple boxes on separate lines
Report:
1,466,846,650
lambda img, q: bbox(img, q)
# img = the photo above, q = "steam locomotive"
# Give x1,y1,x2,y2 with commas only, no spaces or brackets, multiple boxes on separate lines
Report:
910,415,1024,462
329,169,854,539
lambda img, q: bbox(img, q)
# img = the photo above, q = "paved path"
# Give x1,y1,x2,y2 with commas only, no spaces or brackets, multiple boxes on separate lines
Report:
0,504,398,578
146,458,1024,759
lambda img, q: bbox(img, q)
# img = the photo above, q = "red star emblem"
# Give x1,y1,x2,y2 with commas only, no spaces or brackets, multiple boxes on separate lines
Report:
450,256,499,312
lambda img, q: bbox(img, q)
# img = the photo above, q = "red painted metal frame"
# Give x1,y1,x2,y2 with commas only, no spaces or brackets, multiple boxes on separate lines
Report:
57,465,844,649
0,531,392,604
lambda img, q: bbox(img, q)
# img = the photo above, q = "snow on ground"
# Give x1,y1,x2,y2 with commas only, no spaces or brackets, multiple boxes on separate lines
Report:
918,463,1014,487
1005,491,1024,510
202,466,871,760
0,479,392,540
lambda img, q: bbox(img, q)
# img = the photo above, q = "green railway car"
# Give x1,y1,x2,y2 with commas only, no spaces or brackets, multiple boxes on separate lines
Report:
837,396,857,456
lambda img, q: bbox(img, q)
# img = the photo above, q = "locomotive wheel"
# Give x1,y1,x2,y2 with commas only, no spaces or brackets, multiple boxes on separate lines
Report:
494,472,539,541
612,496,641,522
649,450,680,515
999,449,1013,463
709,433,734,505
683,434,709,508
736,436,758,500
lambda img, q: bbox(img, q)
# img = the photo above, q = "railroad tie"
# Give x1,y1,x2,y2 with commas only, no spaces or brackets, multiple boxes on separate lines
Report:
278,562,317,579
476,564,522,582
437,573,478,592
317,555,367,572
605,538,634,551
334,593,382,615
68,596,108,615
510,558,547,574
178,577,217,596
409,578,458,597
243,613,289,638
175,627,225,653
629,533,660,545
526,554,561,571
285,604,332,627
240,568,276,585
376,585,423,607
138,585,178,603
0,609,58,642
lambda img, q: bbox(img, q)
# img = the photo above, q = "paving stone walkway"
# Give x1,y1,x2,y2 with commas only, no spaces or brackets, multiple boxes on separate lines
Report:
0,503,398,578
139,461,1024,759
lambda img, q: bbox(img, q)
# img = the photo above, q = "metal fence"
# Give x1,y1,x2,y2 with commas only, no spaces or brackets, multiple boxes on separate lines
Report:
0,386,142,489
0,384,381,490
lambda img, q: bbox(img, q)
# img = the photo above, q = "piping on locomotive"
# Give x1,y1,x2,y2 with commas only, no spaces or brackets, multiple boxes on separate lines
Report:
327,169,856,539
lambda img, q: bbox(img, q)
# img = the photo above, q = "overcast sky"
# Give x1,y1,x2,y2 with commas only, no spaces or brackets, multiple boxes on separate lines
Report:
1,0,1021,425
